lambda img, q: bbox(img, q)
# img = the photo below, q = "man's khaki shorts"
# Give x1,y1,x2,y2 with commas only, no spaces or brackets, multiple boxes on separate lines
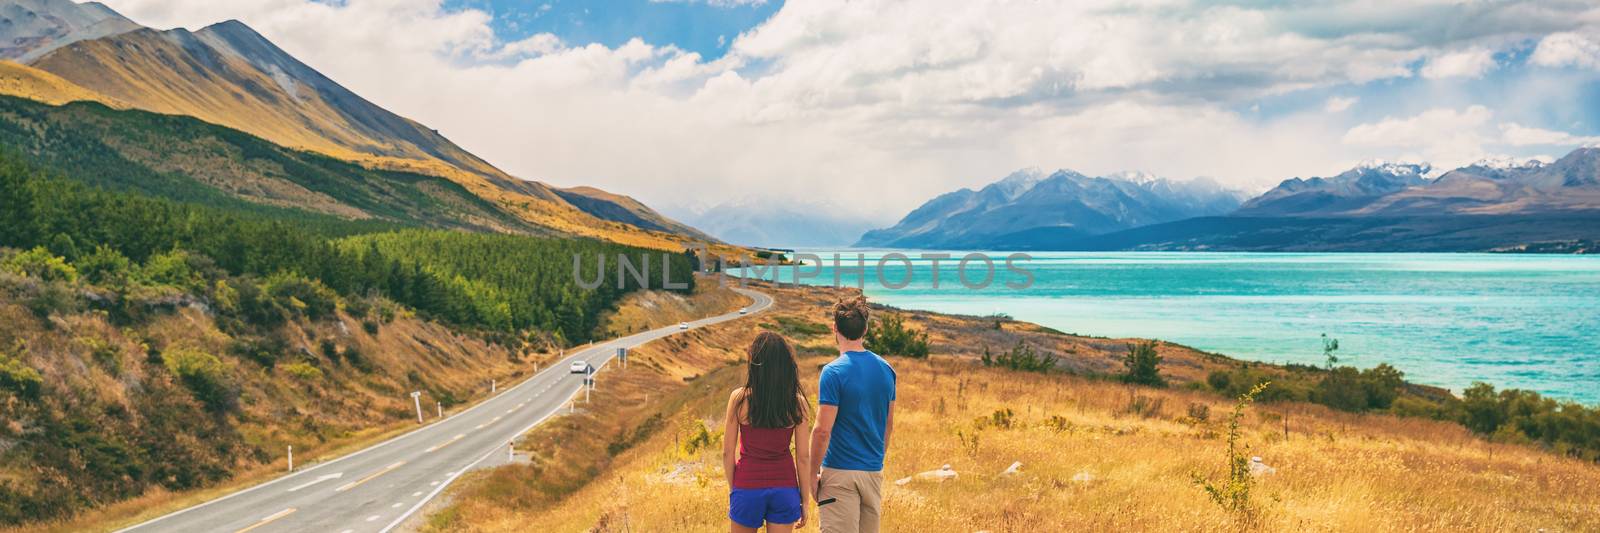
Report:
818,468,883,533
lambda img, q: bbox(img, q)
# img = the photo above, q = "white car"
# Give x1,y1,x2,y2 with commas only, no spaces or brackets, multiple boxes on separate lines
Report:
679,322,689,330
569,361,591,374
739,308,748,315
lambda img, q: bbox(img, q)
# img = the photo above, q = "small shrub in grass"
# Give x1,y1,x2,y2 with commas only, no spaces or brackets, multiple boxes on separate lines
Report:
163,347,236,413
282,362,324,381
1193,381,1270,518
981,341,1056,373
320,340,339,360
1186,402,1212,422
975,407,1016,429
864,313,930,358
1121,340,1165,387
0,341,42,401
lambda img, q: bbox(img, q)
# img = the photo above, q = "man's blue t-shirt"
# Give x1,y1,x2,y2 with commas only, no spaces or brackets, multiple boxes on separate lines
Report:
818,350,896,471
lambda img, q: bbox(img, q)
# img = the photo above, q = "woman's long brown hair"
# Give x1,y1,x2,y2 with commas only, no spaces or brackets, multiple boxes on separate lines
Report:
742,331,807,428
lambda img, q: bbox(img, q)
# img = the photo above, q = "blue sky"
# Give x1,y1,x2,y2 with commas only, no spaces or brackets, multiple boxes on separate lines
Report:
443,0,781,59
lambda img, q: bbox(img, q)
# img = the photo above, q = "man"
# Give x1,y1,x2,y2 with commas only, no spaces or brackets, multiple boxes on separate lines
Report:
809,295,896,533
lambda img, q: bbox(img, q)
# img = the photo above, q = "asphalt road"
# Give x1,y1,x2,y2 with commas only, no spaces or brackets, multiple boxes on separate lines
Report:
116,287,772,533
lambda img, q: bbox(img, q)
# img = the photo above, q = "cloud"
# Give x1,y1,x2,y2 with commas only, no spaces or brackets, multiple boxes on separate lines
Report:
1324,96,1358,113
1501,123,1600,146
1421,47,1497,79
1531,32,1600,70
1342,106,1496,169
95,0,1600,222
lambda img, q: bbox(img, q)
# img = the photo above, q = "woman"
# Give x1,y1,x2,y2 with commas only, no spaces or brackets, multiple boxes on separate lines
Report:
724,331,813,532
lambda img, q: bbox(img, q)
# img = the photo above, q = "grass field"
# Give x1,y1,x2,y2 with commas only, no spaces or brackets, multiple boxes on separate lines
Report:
427,282,1600,532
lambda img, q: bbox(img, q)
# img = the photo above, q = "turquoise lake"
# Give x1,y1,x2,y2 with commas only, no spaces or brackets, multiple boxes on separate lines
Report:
730,251,1600,405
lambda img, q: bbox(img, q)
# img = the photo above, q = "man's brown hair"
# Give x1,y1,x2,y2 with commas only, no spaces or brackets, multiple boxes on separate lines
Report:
832,295,870,341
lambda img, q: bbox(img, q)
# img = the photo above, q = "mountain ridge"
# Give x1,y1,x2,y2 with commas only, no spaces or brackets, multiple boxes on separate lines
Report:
855,168,1248,248
0,1,725,252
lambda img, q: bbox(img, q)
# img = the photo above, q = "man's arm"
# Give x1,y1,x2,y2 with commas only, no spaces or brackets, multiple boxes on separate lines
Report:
884,401,895,453
808,404,838,496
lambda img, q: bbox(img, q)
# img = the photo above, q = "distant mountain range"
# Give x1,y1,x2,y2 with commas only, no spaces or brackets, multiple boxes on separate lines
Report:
856,168,1247,248
669,198,881,248
0,0,725,252
866,149,1600,252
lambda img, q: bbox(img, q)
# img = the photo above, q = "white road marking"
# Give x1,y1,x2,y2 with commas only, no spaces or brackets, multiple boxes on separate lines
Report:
392,502,403,509
367,515,380,522
286,472,343,492
338,461,406,492
426,434,466,453
412,491,422,497
233,508,294,533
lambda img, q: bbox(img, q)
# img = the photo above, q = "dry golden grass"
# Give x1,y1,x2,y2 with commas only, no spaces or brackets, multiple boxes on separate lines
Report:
431,283,1600,532
0,298,556,533
0,61,119,107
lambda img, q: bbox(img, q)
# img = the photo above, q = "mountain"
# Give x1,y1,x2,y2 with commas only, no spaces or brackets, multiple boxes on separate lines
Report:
553,186,718,243
0,0,137,61
0,94,539,233
855,168,1247,249
1235,160,1431,216
669,198,879,248
0,1,719,252
0,59,112,105
1018,148,1600,252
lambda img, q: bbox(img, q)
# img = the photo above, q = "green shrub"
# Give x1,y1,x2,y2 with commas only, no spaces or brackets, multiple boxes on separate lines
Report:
2,247,77,283
1193,381,1270,517
263,272,338,320
143,249,203,289
228,337,287,368
981,341,1056,373
282,362,324,381
75,245,137,287
1121,340,1165,387
864,313,930,358
1312,364,1405,412
0,342,42,401
162,347,235,413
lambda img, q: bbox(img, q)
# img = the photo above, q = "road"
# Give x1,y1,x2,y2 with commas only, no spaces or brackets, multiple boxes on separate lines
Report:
116,287,772,533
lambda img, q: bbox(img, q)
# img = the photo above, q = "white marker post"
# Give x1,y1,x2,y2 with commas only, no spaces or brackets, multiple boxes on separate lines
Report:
436,402,443,419
491,379,497,393
508,441,514,463
410,391,423,424
287,445,293,472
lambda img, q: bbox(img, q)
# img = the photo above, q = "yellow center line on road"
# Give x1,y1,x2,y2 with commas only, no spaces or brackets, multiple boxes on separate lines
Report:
337,461,406,492
426,434,466,453
233,508,295,533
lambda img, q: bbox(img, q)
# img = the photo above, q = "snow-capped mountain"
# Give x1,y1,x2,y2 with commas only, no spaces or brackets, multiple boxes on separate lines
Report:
854,168,1248,249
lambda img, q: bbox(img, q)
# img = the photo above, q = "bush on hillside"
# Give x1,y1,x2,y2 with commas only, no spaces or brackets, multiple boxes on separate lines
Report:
1121,340,1165,387
162,347,236,413
1,247,77,283
864,313,930,358
1312,364,1404,412
981,341,1056,373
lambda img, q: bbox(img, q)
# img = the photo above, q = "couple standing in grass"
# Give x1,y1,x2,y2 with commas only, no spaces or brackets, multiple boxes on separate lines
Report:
722,296,896,532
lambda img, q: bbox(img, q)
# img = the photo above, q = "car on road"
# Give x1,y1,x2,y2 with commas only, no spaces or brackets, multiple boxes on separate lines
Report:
679,322,689,330
570,361,591,374
739,308,747,314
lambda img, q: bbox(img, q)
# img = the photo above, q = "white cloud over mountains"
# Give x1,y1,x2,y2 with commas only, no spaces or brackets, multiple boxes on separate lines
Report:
100,0,1600,220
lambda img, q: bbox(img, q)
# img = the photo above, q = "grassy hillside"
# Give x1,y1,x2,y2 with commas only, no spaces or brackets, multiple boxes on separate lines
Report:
0,94,541,233
425,283,1600,531
0,153,699,527
0,61,116,107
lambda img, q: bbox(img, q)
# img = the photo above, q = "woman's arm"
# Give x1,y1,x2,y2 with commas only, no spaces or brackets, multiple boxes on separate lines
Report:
722,388,743,488
793,394,814,504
